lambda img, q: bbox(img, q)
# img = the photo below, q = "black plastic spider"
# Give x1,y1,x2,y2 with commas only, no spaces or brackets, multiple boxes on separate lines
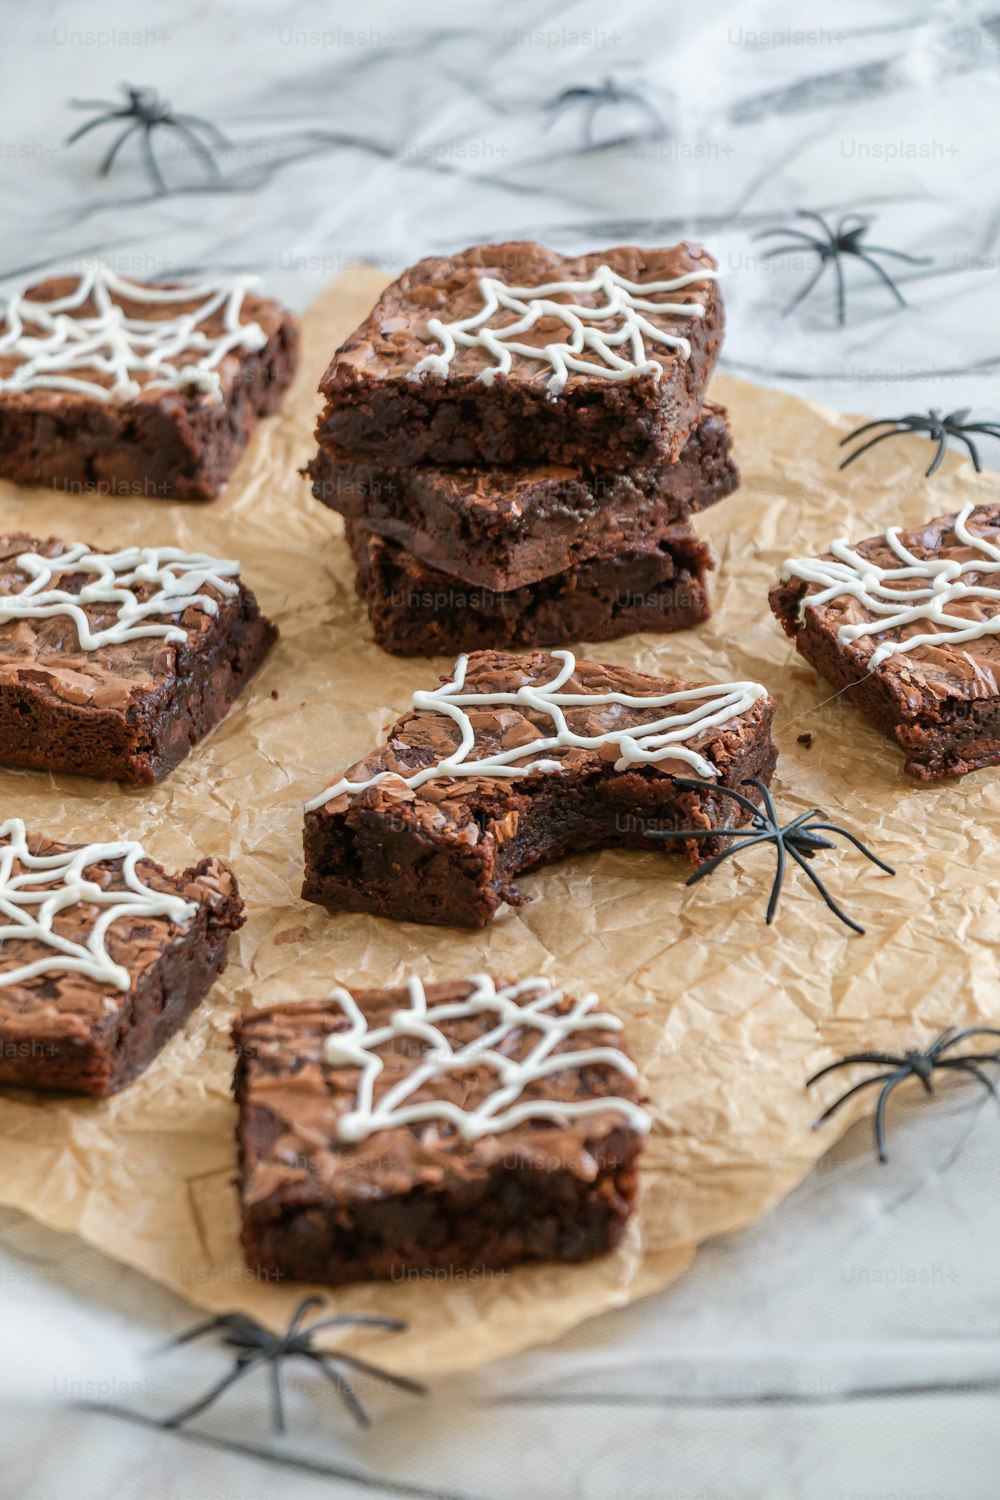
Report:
544,76,665,148
645,779,894,934
66,85,227,194
808,1027,1000,1162
159,1297,425,1433
754,210,930,326
839,407,1000,476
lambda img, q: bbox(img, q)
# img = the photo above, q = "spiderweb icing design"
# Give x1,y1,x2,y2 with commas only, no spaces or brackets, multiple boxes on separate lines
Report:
322,973,651,1143
0,264,268,404
409,263,718,394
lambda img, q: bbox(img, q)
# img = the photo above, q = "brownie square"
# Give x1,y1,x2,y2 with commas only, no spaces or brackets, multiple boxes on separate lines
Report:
770,503,1000,779
0,532,277,784
310,401,738,592
303,649,777,927
317,241,723,469
345,520,713,656
232,974,649,1284
0,268,298,499
0,819,243,1095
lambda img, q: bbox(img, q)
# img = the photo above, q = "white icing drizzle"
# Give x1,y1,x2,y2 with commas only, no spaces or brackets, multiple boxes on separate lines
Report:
0,819,196,992
322,973,651,1143
782,502,1000,669
0,544,242,650
408,263,719,394
0,263,268,405
304,649,768,812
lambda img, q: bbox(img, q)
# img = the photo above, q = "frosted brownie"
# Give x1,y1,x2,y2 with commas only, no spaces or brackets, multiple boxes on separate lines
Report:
0,532,276,784
0,267,298,499
0,819,243,1095
770,502,1000,779
233,974,649,1284
316,241,723,469
303,649,777,926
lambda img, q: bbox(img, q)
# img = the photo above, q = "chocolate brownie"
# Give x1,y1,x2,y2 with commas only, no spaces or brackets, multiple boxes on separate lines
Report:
0,819,243,1095
317,241,722,469
303,649,777,926
0,532,277,784
770,502,1000,779
311,402,738,592
232,974,649,1284
0,267,298,499
345,520,713,656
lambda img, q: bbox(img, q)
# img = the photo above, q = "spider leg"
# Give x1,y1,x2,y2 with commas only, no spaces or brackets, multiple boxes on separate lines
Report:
287,1296,327,1336
270,1358,286,1434
838,419,902,447
298,1314,407,1337
956,433,983,471
873,1070,910,1162
838,427,912,470
165,121,222,177
307,1352,371,1427
811,1068,906,1126
314,1349,427,1397
804,823,896,874
646,827,746,841
98,121,142,177
765,824,786,925
832,252,847,327
857,244,931,265
783,258,828,318
165,1313,245,1349
933,1026,1000,1053
795,209,837,241
853,251,908,308
785,842,864,933
65,114,122,145
808,1053,908,1086
958,423,1000,439
925,433,949,477
935,1058,1000,1106
671,777,768,823
683,830,774,886
141,126,168,194
171,112,230,147
160,1355,265,1428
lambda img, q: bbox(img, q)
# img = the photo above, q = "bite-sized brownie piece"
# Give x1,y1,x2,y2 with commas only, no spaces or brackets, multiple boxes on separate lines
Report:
310,401,738,592
345,520,713,656
232,973,650,1284
0,267,298,499
0,532,277,784
0,818,243,1095
770,502,1000,779
317,241,723,469
303,649,777,926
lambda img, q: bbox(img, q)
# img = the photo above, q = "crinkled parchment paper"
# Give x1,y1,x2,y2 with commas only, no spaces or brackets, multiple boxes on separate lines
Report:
0,268,998,1377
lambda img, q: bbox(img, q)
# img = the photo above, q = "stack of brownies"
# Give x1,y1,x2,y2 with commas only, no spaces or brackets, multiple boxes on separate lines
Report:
308,240,736,656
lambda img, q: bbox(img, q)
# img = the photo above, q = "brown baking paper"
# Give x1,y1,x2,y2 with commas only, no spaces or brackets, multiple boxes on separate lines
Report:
0,267,998,1377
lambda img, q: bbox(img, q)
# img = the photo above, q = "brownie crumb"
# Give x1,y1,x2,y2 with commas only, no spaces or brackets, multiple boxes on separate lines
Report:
797,732,813,748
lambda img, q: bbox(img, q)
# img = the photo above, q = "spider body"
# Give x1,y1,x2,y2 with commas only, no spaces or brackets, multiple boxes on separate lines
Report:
839,407,1000,475
808,1027,1000,1161
754,210,929,325
544,76,665,148
645,779,894,933
67,85,227,194
161,1296,425,1432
